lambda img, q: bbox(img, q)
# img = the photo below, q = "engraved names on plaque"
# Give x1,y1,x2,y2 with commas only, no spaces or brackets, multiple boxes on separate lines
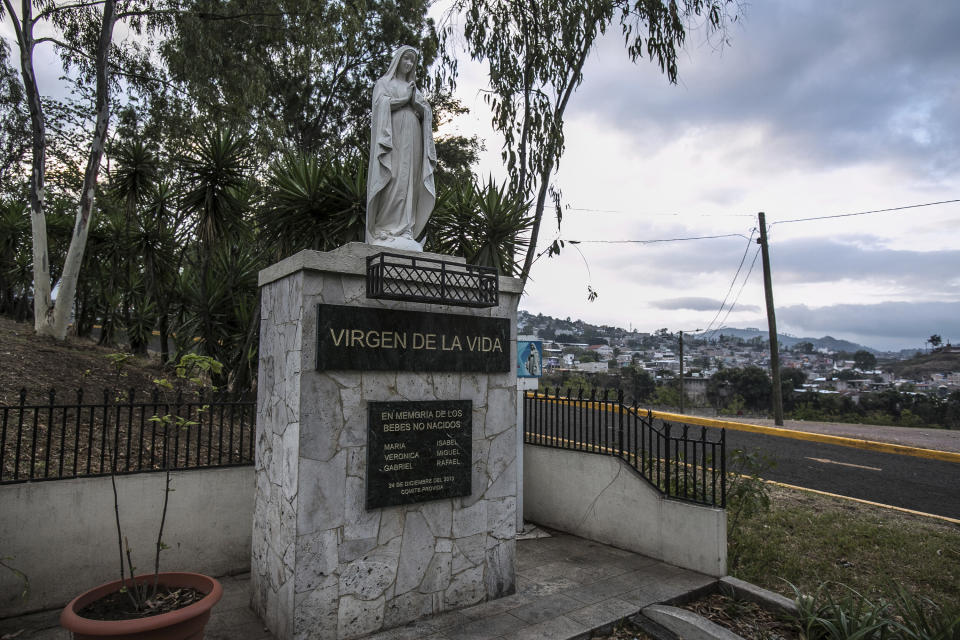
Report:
366,400,472,509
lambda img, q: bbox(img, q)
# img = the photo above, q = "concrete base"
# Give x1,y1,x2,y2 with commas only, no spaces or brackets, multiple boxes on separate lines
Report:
252,246,522,640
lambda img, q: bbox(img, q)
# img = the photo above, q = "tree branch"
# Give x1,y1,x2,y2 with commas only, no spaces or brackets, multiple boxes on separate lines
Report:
2,0,27,51
34,0,107,22
33,36,94,61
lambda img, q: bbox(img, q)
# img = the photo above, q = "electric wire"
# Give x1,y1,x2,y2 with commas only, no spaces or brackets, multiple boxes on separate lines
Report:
769,198,960,226
702,228,757,336
565,206,755,217
568,232,750,244
705,246,762,342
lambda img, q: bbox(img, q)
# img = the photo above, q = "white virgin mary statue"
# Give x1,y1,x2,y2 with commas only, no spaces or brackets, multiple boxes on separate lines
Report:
366,45,437,251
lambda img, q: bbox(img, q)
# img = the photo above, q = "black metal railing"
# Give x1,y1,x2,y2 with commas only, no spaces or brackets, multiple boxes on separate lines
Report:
0,388,255,484
524,388,726,507
366,252,499,308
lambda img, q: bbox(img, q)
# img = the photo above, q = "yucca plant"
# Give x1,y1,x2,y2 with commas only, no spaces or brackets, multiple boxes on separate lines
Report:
426,180,479,258
181,127,251,252
259,152,366,259
427,177,533,274
470,177,533,275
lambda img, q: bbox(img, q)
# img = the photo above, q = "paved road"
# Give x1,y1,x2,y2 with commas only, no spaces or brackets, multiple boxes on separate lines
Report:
722,429,960,519
524,401,960,520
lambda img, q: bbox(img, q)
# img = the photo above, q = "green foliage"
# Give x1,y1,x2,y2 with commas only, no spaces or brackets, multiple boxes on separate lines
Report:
730,485,960,614
792,582,894,640
790,582,960,640
0,39,29,196
453,0,739,284
725,448,774,569
652,384,681,408
708,366,772,412
427,177,534,275
181,127,252,249
854,350,878,371
259,153,366,258
162,0,442,157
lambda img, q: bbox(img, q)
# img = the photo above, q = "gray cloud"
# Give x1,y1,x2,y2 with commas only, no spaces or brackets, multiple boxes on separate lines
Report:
576,0,960,176
769,236,960,289
589,231,959,296
652,296,760,312
776,301,960,349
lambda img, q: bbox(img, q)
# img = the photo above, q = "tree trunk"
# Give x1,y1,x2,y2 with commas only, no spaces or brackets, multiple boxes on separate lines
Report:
4,0,55,335
50,0,118,339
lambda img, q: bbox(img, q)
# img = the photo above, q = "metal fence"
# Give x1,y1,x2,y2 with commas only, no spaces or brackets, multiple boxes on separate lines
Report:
524,388,726,507
0,388,256,484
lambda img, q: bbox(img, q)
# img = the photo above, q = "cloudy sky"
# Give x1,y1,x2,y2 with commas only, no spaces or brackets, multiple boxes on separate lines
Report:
443,0,960,351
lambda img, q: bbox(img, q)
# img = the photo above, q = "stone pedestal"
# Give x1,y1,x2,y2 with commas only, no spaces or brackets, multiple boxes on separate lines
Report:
252,244,521,640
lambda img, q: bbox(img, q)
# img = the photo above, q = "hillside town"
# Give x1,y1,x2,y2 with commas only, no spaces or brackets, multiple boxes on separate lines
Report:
518,310,960,402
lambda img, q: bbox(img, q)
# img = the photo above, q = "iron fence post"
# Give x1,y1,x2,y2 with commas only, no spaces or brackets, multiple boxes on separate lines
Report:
720,428,727,508
663,423,672,497
617,389,624,458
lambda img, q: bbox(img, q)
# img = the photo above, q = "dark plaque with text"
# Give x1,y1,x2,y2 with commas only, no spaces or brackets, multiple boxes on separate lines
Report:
317,304,509,372
366,400,472,509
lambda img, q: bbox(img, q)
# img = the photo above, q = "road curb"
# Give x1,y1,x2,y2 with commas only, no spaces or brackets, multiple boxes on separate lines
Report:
719,576,798,617
642,605,744,640
649,410,960,464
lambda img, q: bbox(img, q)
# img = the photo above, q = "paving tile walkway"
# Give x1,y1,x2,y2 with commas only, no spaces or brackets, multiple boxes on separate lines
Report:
0,530,716,640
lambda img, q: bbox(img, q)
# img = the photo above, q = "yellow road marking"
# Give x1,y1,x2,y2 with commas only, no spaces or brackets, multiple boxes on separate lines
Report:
805,457,882,471
525,393,960,464
764,480,960,526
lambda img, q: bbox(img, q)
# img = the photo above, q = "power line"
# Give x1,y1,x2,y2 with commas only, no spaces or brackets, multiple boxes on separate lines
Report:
706,246,762,342
703,228,757,335
569,232,751,245
565,206,755,218
770,198,960,226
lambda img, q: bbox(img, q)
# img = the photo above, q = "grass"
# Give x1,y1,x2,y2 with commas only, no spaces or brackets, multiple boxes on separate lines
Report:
729,484,960,608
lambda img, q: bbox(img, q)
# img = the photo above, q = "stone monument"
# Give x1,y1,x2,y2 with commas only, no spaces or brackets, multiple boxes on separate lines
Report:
252,244,521,639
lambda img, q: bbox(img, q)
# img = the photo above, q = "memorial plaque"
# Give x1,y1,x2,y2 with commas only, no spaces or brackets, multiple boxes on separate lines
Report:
366,400,472,509
317,304,510,372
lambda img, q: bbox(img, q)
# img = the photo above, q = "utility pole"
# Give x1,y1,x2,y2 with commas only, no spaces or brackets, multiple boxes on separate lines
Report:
757,212,784,426
679,331,684,414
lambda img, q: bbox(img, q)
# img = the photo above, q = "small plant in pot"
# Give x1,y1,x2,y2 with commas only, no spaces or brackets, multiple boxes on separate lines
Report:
60,355,225,640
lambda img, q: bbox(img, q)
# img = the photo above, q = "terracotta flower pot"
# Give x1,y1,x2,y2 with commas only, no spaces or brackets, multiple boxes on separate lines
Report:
60,572,223,640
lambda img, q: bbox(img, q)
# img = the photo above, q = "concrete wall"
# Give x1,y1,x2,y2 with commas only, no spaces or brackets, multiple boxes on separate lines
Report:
0,466,253,618
523,445,726,576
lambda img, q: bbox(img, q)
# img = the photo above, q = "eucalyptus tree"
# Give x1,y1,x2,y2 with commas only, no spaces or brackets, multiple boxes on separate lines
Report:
450,0,741,289
0,0,171,338
0,40,29,195
162,0,443,158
